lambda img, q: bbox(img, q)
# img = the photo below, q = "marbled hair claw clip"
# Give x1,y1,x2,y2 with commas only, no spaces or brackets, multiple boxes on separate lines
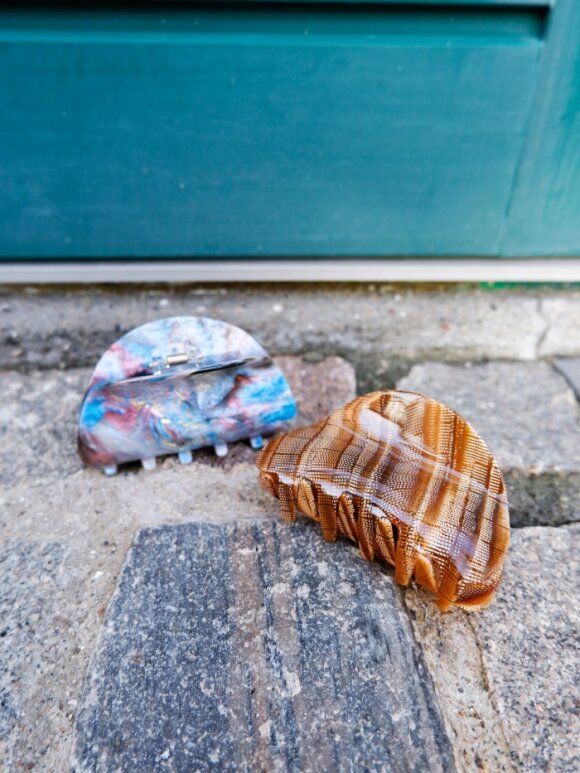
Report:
78,316,296,476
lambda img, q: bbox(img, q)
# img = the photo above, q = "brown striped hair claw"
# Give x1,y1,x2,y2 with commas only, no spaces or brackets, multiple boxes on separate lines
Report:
256,390,510,611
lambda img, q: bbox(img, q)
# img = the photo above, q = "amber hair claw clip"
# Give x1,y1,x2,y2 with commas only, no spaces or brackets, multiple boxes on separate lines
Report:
257,390,510,611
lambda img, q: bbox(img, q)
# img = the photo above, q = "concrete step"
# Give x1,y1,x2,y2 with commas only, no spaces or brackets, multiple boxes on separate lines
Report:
1,296,578,770
1,288,579,386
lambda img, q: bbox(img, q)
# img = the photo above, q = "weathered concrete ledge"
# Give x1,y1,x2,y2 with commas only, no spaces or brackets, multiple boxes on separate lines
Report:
1,287,579,379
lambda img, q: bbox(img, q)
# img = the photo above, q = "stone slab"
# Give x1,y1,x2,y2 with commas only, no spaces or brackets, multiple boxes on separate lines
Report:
404,524,580,773
275,354,356,427
504,470,580,528
554,358,580,400
0,288,555,377
73,520,454,772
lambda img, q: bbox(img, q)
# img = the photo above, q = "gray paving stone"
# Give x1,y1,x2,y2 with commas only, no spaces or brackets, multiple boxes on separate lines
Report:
0,287,553,375
504,469,580,528
73,520,455,773
398,361,580,526
554,358,580,400
404,524,580,773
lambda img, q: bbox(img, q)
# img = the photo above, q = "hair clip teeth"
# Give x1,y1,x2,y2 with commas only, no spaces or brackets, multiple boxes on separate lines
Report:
178,449,193,465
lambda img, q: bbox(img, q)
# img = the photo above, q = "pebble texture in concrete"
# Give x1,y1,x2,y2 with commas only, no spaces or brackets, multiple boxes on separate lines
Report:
398,361,580,527
73,520,455,773
0,539,87,770
404,524,580,773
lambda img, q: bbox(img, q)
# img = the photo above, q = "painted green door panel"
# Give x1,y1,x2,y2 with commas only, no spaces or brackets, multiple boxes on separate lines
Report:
503,0,580,256
0,3,572,258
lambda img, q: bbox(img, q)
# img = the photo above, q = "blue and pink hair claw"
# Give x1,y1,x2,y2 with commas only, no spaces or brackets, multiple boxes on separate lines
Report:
77,317,296,475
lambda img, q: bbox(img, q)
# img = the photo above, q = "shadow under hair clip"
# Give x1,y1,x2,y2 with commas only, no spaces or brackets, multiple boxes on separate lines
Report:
78,316,296,475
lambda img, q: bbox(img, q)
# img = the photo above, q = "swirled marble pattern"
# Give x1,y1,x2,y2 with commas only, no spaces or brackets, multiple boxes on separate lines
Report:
78,317,296,470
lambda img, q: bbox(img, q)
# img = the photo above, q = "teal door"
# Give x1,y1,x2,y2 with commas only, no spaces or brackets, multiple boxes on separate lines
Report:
0,1,578,258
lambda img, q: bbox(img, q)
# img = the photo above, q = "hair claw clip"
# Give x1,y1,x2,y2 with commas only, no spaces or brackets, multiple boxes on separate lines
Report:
78,316,296,475
257,390,510,611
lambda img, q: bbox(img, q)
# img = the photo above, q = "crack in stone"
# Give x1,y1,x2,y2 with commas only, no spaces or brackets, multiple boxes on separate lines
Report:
534,296,550,360
464,614,521,772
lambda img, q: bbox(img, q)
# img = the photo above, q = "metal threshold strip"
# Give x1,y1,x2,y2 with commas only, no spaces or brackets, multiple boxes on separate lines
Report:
0,260,579,284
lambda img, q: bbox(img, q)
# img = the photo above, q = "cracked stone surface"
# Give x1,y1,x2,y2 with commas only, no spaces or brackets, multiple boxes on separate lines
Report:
72,520,454,773
404,524,580,772
398,361,580,526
